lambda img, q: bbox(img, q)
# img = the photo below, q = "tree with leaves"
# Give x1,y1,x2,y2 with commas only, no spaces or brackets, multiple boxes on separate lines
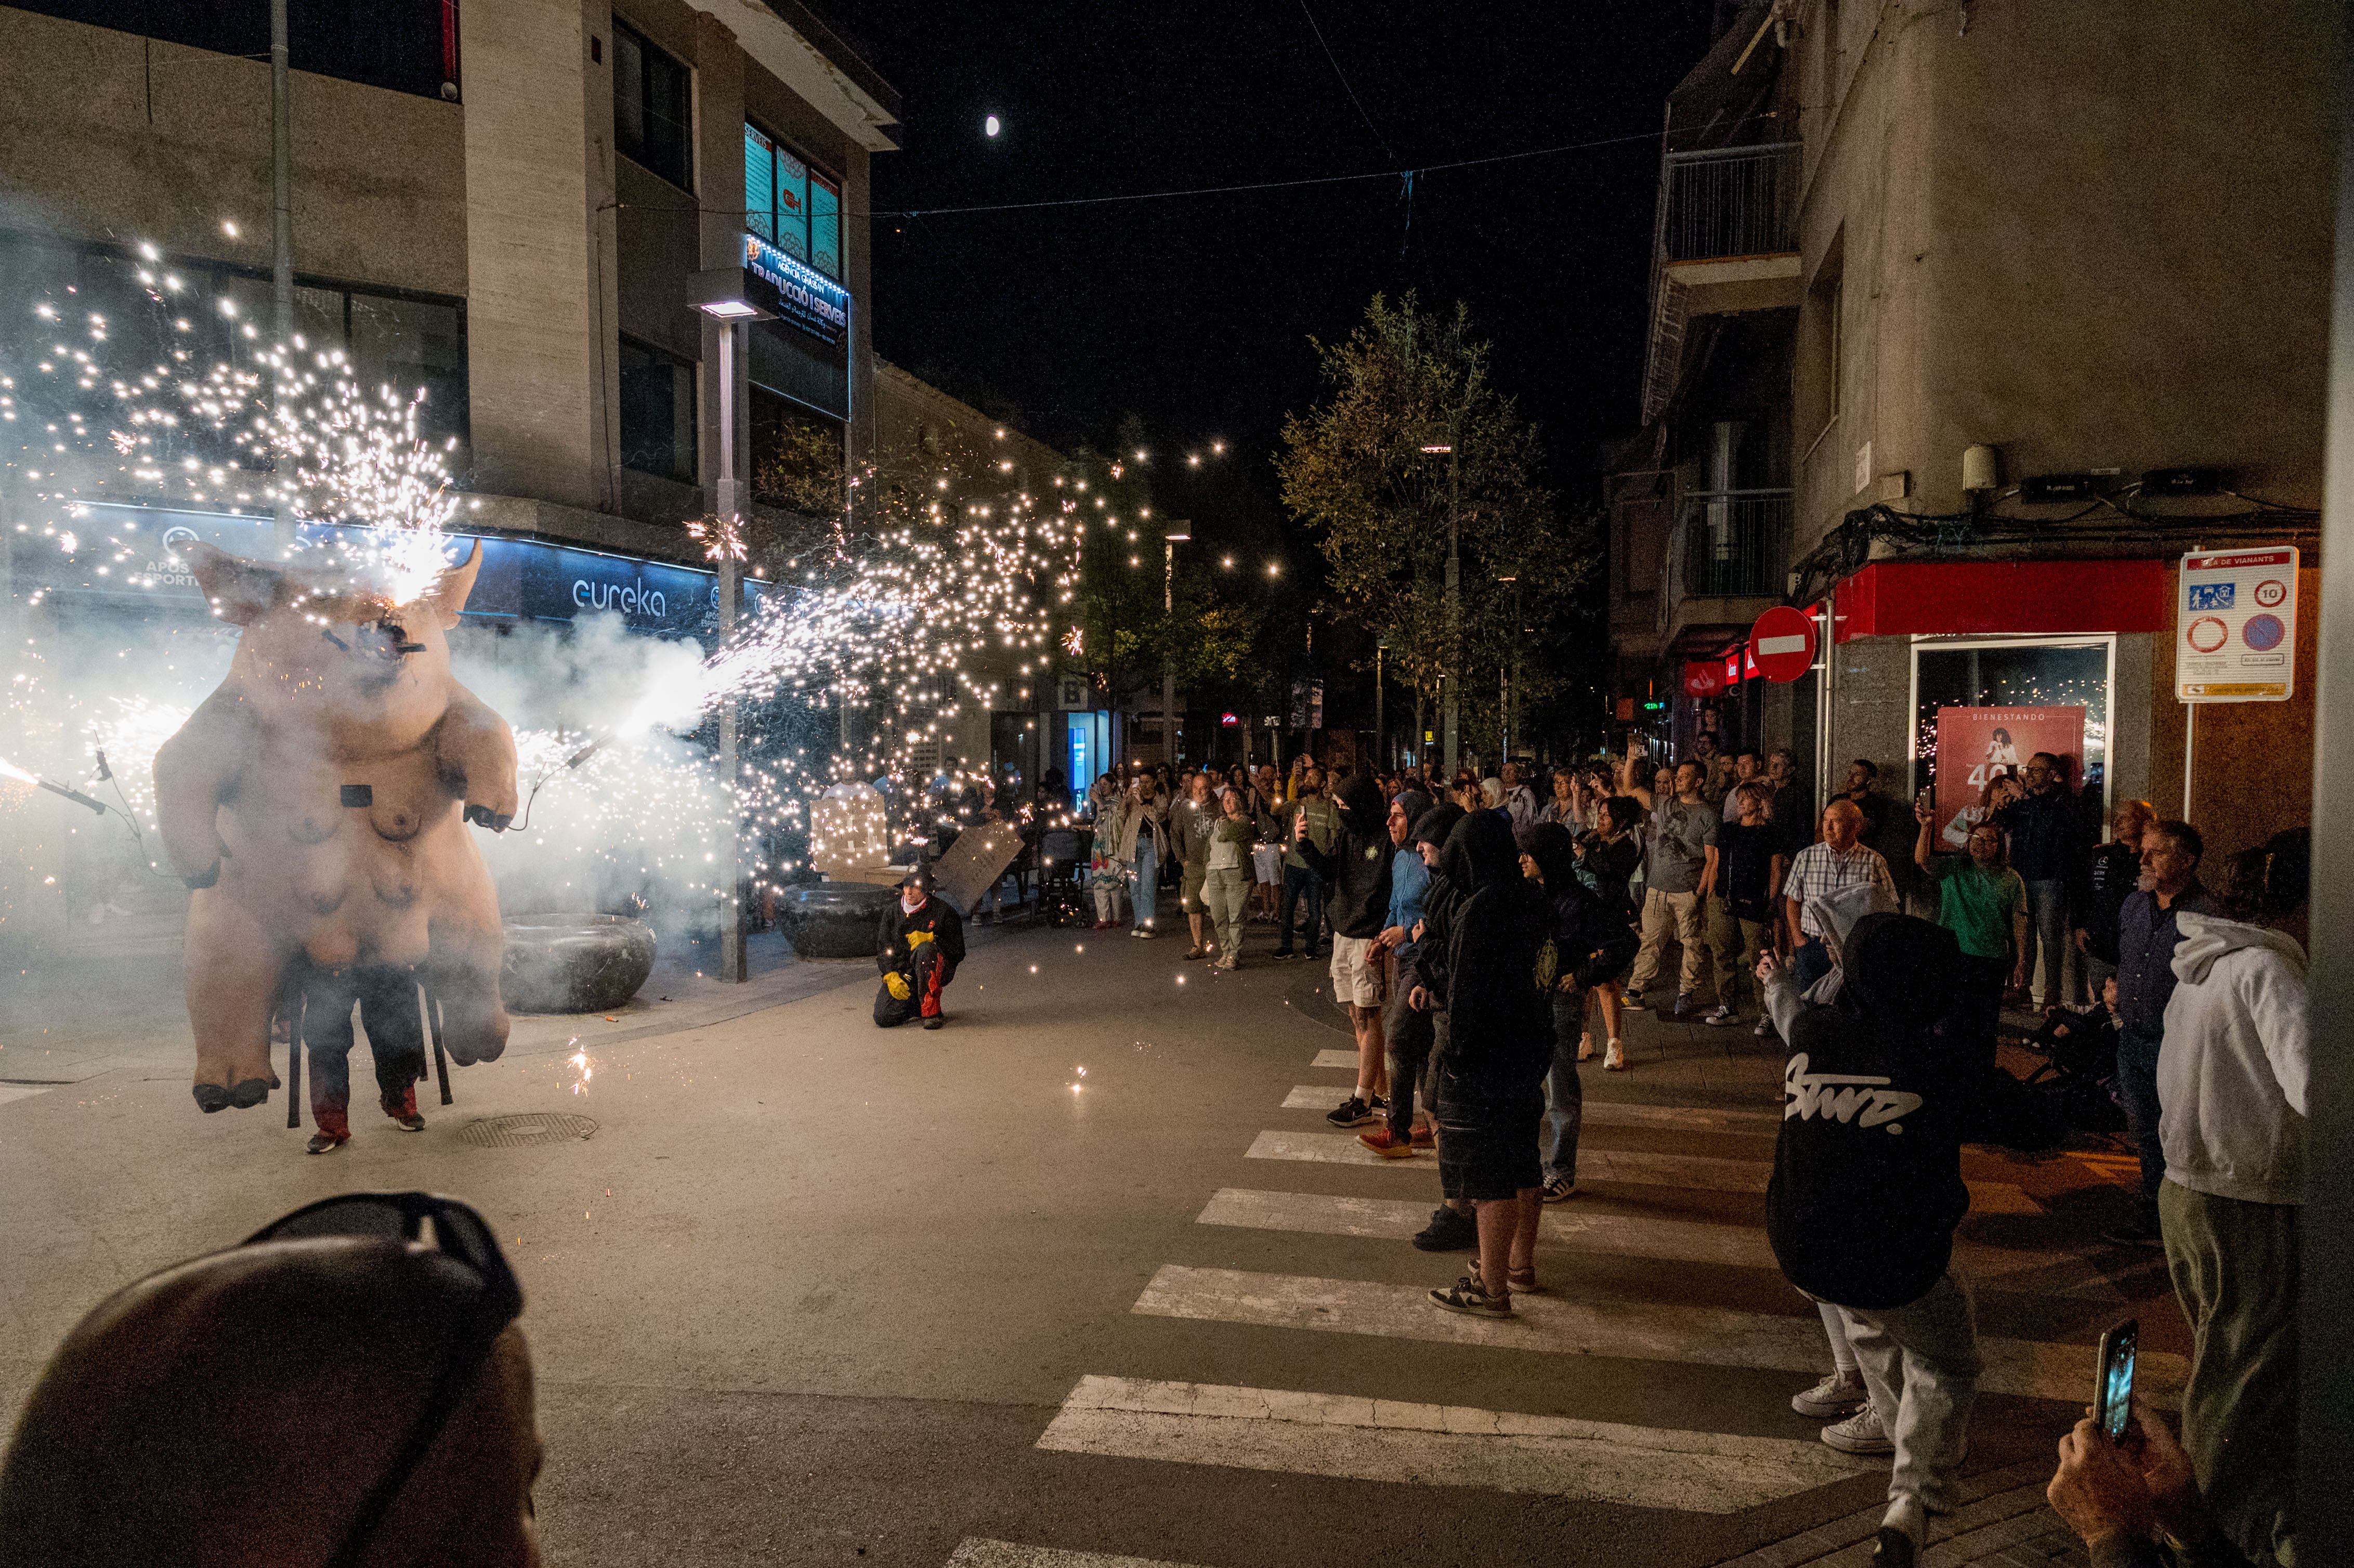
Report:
1278,293,1593,769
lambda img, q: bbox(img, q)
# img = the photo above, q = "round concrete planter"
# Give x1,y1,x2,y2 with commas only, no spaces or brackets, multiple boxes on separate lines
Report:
777,882,897,959
501,914,658,1014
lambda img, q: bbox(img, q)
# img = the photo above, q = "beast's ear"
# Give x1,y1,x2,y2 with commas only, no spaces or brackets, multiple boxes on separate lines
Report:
422,539,483,629
182,541,285,626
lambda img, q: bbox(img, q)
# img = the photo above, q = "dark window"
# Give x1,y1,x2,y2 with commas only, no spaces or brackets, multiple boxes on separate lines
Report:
744,122,842,279
618,336,696,482
0,234,470,501
10,1,460,101
613,20,692,190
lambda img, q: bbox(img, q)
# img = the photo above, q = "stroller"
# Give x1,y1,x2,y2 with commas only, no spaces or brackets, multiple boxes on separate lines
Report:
1035,826,1088,927
2018,1002,2128,1135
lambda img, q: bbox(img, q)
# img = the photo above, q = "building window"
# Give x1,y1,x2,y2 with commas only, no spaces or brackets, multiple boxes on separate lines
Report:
744,122,843,279
618,336,696,482
614,20,692,190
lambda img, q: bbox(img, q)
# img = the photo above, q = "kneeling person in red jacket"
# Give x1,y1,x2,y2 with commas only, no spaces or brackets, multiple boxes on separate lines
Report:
877,865,965,1030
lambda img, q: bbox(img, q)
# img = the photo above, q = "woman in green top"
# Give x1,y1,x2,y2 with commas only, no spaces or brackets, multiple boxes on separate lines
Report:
1913,795,2028,1065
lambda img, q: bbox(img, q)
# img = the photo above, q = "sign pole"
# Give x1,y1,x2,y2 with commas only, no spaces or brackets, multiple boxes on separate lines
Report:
2182,701,2195,821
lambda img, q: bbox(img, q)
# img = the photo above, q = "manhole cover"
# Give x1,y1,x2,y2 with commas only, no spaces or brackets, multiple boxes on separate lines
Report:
457,1112,599,1147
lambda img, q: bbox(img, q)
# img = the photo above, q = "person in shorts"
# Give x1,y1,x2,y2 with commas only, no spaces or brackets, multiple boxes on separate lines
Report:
1293,773,1395,1128
1412,812,1553,1316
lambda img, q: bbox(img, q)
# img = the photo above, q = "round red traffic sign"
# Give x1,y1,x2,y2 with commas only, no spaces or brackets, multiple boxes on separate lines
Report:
1748,605,1818,683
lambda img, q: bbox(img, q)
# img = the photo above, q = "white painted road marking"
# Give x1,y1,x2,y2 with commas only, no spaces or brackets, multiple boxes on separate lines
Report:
1243,1129,2042,1212
1035,1375,1865,1513
0,1084,57,1107
1195,1188,2122,1297
948,1539,1208,1568
1130,1265,2181,1405
1281,1085,1778,1131
1310,1048,1357,1070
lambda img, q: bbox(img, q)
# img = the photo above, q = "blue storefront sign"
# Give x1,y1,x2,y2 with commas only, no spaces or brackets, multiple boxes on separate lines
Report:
11,502,769,637
742,232,850,347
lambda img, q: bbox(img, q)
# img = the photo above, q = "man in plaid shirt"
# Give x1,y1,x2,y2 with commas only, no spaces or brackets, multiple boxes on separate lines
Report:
1783,798,1898,989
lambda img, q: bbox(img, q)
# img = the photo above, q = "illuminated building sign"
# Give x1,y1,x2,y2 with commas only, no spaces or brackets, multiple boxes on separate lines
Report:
743,232,849,346
28,502,768,639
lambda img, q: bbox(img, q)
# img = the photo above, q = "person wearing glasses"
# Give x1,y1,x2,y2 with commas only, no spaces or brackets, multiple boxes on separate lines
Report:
0,1192,543,1568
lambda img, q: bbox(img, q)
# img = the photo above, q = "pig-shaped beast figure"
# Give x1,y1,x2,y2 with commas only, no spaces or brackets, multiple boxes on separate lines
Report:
153,539,518,1113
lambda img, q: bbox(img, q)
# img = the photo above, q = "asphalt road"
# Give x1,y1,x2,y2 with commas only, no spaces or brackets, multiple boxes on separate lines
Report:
0,911,2176,1566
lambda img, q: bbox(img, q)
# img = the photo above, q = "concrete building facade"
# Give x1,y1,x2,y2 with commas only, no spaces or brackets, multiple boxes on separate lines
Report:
1609,0,2336,863
0,0,898,563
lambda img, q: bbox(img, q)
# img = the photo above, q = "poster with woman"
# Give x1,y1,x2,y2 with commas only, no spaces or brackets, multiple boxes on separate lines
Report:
1930,706,2085,848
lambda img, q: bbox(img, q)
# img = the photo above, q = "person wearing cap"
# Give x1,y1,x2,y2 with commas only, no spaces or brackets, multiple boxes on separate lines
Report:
0,1192,543,1568
876,864,965,1030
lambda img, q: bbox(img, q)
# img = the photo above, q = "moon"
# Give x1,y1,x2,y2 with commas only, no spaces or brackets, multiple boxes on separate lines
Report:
985,114,1001,137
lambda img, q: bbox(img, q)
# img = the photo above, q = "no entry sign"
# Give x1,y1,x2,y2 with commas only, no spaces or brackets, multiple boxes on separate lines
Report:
1749,605,1817,683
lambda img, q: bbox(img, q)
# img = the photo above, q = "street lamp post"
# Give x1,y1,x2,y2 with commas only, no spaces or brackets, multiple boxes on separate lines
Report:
1420,432,1463,776
1162,524,1190,769
689,269,775,985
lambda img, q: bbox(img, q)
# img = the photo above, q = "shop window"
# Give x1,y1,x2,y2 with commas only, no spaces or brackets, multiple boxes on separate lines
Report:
1913,639,2113,837
618,335,696,482
614,20,692,190
744,122,843,279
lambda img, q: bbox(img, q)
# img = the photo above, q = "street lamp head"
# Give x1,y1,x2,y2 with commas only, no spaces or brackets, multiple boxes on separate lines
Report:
688,266,775,321
1164,530,1191,542
1420,443,1453,454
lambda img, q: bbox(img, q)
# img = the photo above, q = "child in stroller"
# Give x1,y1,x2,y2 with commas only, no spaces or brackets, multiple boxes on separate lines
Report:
2020,975,2126,1134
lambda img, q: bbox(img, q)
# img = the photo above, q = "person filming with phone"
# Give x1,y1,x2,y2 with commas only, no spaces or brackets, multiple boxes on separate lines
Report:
2047,1393,2254,1568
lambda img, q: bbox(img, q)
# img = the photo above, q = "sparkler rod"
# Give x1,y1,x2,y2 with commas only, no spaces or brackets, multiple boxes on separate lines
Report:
36,778,108,815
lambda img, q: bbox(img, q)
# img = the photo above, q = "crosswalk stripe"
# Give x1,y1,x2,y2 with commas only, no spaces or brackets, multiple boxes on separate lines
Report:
1243,1129,2042,1213
1131,1264,2182,1406
946,1539,1208,1568
1311,1048,1358,1070
1202,1186,1776,1266
0,1084,57,1107
1035,1375,1865,1514
1195,1188,2124,1298
1280,1084,1780,1131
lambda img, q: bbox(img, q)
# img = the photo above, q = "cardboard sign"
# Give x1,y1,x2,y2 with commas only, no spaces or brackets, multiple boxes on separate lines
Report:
927,821,1026,917
2178,547,2297,701
1929,706,2085,850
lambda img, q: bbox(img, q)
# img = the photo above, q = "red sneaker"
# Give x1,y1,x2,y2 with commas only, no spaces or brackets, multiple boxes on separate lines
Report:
1357,1127,1418,1159
1409,1122,1436,1149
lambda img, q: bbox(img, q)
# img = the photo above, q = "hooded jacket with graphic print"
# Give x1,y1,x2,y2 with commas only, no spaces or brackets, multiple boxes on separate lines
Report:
1764,912,1971,1310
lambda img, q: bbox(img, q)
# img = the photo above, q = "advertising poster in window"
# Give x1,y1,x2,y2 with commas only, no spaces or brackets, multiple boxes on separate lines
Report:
1929,705,2084,850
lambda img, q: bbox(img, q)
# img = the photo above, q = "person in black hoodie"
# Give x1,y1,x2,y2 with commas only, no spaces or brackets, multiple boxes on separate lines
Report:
1296,772,1397,1128
1516,822,1632,1203
1411,812,1553,1316
875,865,966,1029
1760,912,1981,1568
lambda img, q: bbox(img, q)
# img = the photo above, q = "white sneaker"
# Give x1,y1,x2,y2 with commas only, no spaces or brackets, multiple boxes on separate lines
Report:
1704,1004,1737,1027
1791,1370,1870,1418
1603,1040,1626,1071
1821,1403,1895,1456
1576,1033,1594,1062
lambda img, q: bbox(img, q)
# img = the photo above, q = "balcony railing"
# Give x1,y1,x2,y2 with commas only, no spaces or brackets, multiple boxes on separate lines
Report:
1676,488,1789,600
1658,142,1801,263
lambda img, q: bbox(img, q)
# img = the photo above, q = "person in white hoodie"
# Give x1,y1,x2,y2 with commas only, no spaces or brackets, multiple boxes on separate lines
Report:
2156,828,2309,1568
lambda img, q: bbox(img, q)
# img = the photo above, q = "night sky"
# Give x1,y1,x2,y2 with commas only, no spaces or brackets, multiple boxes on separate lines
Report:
845,0,1723,555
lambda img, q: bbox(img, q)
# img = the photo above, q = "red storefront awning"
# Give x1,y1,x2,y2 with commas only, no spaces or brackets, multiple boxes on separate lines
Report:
1831,559,2169,643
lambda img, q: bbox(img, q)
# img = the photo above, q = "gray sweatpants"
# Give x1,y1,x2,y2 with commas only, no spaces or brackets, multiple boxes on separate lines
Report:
1835,1269,1982,1527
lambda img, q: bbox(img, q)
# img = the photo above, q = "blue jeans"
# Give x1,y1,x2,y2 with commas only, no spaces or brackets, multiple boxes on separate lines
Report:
1544,991,1583,1183
1793,937,1832,992
1132,839,1159,930
2115,1025,2165,1223
2023,877,2076,1007
1277,864,1325,955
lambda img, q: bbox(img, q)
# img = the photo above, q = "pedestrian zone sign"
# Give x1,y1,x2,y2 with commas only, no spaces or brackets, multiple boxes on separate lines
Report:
2177,546,2297,702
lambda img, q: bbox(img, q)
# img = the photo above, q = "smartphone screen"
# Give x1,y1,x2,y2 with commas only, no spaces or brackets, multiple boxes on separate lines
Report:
2097,1318,2138,1440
